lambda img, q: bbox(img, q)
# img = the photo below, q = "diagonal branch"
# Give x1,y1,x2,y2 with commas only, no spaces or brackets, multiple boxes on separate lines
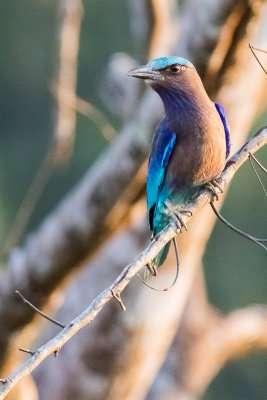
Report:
0,127,266,400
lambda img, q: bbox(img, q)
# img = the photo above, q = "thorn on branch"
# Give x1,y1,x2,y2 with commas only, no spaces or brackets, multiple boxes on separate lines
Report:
18,348,35,356
15,290,65,328
111,289,126,311
54,349,60,357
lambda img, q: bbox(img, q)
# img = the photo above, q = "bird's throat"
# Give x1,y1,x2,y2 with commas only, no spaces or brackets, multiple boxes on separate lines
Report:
154,85,201,133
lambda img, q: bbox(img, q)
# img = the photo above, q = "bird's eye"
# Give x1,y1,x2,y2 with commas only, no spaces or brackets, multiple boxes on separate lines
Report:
169,65,180,73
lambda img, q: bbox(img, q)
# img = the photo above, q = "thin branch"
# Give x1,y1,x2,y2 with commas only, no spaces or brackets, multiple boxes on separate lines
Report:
210,202,267,249
249,43,267,74
53,0,83,166
249,152,267,172
248,154,267,197
0,127,266,400
251,46,267,54
15,291,65,329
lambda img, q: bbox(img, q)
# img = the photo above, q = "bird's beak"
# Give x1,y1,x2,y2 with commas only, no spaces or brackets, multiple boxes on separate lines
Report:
128,65,162,81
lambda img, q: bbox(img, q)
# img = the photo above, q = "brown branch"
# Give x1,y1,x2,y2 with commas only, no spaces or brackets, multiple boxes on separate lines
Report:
147,0,177,59
0,128,266,400
52,0,83,166
187,304,267,397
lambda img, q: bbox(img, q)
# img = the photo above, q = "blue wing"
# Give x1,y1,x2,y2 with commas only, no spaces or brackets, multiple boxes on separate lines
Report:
147,119,176,230
215,102,231,158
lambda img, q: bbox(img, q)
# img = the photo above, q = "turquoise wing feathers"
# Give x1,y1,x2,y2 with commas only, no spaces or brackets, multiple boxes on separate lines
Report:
147,119,176,232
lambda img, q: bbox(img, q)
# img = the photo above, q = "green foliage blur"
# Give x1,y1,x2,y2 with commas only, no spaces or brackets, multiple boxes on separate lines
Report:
0,1,266,399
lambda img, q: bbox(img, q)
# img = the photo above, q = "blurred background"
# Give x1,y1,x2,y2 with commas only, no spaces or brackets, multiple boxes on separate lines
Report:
0,1,266,399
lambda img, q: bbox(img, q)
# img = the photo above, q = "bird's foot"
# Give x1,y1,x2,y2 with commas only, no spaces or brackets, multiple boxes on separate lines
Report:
205,179,224,201
146,261,158,277
165,200,192,232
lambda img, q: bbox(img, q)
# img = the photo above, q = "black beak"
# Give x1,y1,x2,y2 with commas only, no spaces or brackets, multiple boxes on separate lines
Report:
128,65,162,81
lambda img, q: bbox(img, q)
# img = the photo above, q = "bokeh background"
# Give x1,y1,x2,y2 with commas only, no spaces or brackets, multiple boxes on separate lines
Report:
0,1,266,399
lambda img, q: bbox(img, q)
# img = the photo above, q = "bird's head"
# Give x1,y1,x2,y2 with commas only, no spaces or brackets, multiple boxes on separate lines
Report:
128,57,206,121
128,56,194,91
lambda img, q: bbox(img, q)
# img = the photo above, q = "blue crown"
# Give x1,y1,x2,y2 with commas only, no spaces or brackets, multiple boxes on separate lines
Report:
147,56,193,70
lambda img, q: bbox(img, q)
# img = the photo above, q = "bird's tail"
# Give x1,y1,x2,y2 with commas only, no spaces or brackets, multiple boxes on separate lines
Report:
153,241,171,268
153,237,179,274
141,238,179,290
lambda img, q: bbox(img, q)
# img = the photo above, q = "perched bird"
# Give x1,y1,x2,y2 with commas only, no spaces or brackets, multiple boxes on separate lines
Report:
128,56,230,270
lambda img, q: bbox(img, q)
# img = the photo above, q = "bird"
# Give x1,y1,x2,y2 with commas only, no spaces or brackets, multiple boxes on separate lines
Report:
128,56,230,271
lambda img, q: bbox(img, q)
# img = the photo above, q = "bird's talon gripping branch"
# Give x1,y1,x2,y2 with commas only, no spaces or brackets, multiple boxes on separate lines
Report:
165,199,189,232
205,179,224,201
146,261,158,276
205,182,219,201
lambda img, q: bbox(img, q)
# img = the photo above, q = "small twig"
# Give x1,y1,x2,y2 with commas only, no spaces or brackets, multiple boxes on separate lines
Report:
250,46,267,54
248,154,267,198
18,348,35,356
249,43,267,75
210,201,267,249
111,290,126,311
15,291,65,328
249,152,267,173
1,128,266,400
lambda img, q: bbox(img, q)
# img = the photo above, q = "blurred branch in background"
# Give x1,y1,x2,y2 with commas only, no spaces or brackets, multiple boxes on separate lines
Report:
51,83,117,142
0,0,83,259
0,151,53,260
146,0,177,59
1,128,266,399
147,274,267,400
52,0,83,166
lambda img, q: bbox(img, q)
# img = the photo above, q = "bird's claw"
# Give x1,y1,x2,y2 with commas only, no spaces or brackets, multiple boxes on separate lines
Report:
146,261,158,277
165,200,192,232
205,179,224,201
